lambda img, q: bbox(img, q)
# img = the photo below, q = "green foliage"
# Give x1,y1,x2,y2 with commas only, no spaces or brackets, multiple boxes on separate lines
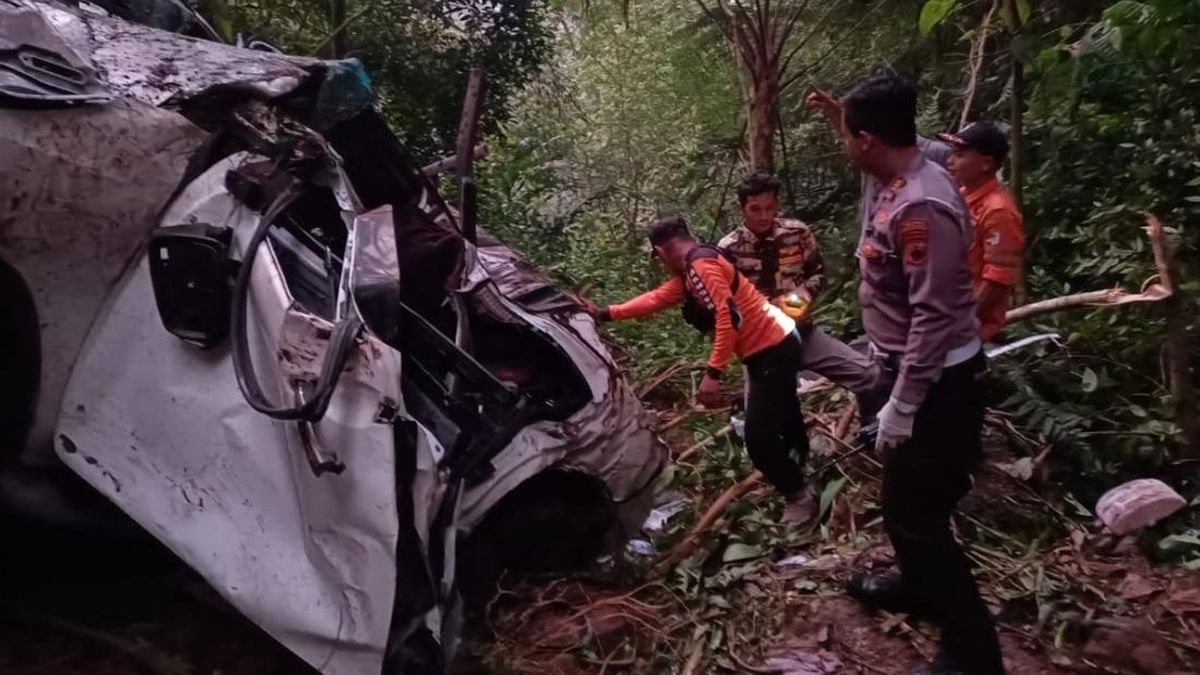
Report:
476,0,1198,486
478,1,742,374
223,0,553,159
1006,0,1200,472
919,0,960,35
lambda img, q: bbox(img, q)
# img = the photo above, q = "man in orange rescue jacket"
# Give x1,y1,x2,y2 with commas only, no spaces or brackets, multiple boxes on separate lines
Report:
939,122,1025,342
583,216,868,524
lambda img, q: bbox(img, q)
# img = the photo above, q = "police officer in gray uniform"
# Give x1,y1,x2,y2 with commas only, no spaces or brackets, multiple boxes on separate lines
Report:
832,76,1005,675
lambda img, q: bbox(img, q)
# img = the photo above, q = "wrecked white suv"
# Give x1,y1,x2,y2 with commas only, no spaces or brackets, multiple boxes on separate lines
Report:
0,1,666,672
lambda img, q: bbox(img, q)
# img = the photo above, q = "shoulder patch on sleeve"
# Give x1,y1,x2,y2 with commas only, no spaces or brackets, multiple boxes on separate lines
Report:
899,219,929,267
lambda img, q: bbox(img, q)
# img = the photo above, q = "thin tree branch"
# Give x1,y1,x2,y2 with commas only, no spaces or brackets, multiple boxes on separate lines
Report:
961,0,1000,127
779,0,848,75
780,0,886,92
730,0,767,56
774,0,816,62
694,0,734,41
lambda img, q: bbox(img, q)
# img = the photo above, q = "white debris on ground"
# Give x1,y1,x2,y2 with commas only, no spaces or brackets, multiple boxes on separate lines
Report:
1096,478,1187,536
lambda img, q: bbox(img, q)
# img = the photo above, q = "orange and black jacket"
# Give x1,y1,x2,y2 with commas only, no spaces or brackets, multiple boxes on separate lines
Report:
601,254,796,378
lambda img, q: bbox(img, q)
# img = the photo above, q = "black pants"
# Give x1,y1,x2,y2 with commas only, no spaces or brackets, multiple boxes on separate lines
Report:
743,332,808,497
882,352,1004,674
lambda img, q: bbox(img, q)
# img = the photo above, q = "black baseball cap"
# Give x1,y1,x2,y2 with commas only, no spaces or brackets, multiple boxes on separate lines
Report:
939,121,1009,163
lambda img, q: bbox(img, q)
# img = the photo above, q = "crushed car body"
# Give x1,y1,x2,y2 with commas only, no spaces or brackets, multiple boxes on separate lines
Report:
0,1,666,673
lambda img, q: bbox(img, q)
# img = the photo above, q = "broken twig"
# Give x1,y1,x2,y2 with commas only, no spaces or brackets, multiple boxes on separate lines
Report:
655,471,763,572
1005,286,1168,324
676,424,732,463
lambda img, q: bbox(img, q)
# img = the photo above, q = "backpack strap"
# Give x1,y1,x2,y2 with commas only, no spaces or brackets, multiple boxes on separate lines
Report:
686,245,740,292
684,245,743,331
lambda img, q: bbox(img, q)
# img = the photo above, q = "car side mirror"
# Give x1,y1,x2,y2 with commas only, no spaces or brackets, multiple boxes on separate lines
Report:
148,224,232,348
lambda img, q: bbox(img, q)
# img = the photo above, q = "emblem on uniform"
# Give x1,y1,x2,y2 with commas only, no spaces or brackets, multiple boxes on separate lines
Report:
899,219,929,266
890,178,907,190
986,230,1002,247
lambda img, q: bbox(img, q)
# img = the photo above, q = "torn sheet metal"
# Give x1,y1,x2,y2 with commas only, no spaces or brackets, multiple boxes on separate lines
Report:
56,259,400,674
83,4,316,107
53,157,416,674
457,251,667,537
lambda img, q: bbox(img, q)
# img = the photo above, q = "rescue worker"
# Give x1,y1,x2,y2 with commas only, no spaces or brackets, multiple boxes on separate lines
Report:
938,122,1025,343
582,216,833,525
812,77,1005,674
718,171,882,418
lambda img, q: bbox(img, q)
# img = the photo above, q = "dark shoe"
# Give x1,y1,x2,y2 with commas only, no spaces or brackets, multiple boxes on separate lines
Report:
846,572,933,617
781,490,817,527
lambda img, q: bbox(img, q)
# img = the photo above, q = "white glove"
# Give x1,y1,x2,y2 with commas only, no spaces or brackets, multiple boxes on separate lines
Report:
875,397,918,452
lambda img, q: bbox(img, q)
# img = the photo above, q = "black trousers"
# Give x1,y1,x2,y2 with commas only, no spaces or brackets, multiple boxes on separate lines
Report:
742,332,808,497
882,352,1004,674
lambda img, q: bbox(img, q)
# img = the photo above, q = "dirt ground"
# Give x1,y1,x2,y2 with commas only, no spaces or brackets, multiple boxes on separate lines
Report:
0,518,314,675
1,390,1196,675
467,381,1200,675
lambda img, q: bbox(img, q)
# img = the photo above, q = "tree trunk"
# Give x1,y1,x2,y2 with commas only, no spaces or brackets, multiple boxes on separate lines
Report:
1146,215,1200,458
329,0,348,58
1006,0,1027,302
748,61,779,173
1009,57,1024,210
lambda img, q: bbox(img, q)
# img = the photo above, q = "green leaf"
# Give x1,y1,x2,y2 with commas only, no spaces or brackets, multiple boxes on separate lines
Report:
721,543,762,563
1157,533,1200,552
818,477,847,522
919,0,959,36
1081,368,1098,392
1017,0,1031,25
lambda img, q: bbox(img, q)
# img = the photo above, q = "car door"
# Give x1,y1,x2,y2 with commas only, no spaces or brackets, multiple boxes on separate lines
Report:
55,151,451,675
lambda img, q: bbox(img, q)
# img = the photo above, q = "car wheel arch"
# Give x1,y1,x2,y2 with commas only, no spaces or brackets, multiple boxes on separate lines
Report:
0,256,40,465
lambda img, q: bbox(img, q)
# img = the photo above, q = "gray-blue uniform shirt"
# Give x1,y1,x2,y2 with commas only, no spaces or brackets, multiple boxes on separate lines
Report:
857,153,979,409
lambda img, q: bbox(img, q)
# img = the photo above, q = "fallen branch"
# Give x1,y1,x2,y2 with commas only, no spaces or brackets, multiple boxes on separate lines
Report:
1005,285,1168,324
834,401,857,440
638,360,700,398
680,639,706,675
420,143,489,177
655,471,763,572
657,413,691,433
675,425,732,463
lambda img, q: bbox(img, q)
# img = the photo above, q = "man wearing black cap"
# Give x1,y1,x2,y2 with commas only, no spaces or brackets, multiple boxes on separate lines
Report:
939,122,1026,343
582,215,867,525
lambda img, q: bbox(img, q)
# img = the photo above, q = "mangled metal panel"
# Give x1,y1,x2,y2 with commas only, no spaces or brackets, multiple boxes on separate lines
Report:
54,155,414,674
457,258,665,535
0,101,204,463
81,2,317,106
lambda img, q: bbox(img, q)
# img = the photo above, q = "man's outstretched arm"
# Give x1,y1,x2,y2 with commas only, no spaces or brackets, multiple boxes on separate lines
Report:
588,276,686,322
